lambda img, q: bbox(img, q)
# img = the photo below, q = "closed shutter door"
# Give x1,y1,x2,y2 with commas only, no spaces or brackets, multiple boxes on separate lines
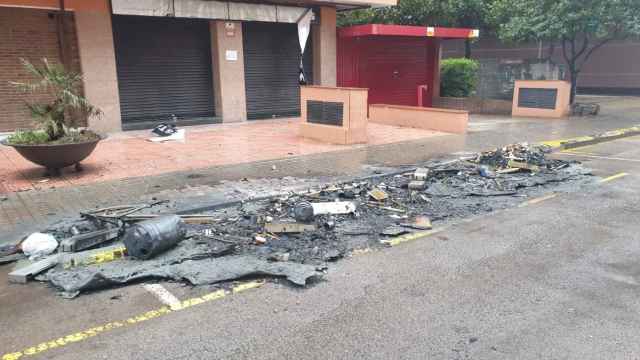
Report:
112,15,216,129
243,22,313,120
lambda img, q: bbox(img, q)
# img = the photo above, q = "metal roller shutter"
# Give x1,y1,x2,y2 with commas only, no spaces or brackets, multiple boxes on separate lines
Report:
243,22,313,120
112,15,216,130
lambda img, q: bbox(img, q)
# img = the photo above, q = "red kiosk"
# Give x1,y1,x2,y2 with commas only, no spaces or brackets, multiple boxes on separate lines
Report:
338,24,479,108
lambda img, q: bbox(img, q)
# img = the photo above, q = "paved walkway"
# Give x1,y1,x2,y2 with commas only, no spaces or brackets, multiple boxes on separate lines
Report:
0,119,445,193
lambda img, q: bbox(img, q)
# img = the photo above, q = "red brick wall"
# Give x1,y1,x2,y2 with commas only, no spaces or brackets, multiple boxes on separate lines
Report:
0,7,83,132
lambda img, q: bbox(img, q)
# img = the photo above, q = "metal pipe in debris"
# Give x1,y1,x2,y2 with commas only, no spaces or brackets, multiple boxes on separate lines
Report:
123,215,186,260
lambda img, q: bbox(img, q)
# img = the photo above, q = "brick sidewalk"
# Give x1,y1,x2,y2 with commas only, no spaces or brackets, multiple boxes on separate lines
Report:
0,118,445,193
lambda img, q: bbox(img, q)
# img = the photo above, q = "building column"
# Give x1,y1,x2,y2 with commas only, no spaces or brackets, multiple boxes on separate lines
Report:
312,7,337,87
74,0,122,133
210,20,247,123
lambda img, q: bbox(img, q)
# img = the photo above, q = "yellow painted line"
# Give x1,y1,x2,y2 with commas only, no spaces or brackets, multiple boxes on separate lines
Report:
599,172,629,183
231,281,264,294
540,136,593,149
63,246,127,269
540,125,640,149
519,193,558,207
1,281,264,360
381,228,444,247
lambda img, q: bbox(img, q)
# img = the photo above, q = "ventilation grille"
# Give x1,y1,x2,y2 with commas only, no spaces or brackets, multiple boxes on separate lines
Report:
518,88,558,109
307,100,344,126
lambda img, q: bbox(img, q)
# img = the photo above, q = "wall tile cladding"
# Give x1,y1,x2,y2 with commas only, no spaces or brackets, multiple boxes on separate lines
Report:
0,7,83,132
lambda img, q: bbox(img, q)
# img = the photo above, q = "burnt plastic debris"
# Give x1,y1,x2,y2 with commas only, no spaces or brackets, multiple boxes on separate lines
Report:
294,201,315,222
474,143,555,170
24,142,594,297
152,124,177,137
123,215,187,259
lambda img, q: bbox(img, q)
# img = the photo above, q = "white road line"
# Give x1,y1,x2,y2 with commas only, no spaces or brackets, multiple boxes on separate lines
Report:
143,284,182,310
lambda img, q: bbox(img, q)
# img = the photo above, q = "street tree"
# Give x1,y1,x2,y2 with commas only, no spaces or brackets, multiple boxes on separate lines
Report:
492,0,640,103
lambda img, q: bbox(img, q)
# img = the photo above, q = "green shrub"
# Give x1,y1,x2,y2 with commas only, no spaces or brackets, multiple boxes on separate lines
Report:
440,58,479,98
6,130,50,145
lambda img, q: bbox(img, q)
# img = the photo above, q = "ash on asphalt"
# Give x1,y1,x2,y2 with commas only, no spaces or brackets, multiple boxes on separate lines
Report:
32,144,596,297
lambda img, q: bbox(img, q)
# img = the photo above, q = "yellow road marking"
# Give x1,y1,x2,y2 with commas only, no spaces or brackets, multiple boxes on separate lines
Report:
540,136,594,149
63,246,127,269
1,281,264,360
600,172,629,183
232,281,264,294
540,125,640,149
519,193,558,207
381,228,444,247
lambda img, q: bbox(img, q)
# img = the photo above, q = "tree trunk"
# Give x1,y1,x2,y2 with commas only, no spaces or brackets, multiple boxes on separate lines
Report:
464,39,472,59
570,78,577,104
569,70,579,104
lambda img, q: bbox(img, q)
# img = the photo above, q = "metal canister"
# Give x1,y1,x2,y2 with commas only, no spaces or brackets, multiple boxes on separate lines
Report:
123,215,186,260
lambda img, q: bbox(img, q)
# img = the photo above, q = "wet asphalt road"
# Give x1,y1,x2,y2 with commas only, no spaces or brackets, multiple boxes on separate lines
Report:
3,136,640,359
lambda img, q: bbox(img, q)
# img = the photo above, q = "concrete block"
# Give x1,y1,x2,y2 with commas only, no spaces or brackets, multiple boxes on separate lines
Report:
9,254,61,284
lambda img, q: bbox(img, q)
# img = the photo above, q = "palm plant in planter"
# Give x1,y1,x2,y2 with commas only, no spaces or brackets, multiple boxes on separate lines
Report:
3,58,103,176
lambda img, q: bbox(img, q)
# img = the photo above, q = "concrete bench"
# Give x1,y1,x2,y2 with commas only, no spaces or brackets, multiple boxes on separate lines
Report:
369,104,468,134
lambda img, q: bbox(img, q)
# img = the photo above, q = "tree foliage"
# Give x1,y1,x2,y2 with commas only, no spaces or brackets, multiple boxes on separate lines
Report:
492,0,640,102
10,58,101,140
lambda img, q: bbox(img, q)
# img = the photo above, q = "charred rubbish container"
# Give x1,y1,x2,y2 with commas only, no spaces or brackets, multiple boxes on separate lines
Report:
123,215,187,260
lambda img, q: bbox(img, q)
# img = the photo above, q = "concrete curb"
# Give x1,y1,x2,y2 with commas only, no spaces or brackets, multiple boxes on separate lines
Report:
540,125,640,150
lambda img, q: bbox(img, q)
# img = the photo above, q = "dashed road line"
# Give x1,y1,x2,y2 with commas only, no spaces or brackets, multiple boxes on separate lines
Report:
600,172,629,183
1,281,264,360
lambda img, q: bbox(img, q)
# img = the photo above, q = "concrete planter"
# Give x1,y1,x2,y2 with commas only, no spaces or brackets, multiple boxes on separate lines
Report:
2,136,102,176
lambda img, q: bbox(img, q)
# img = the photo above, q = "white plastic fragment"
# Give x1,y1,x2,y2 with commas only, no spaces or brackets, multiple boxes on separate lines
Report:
21,232,58,259
310,201,357,215
294,201,357,222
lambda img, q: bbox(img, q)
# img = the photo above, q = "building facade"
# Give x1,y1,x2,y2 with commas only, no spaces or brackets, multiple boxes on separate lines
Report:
0,0,394,133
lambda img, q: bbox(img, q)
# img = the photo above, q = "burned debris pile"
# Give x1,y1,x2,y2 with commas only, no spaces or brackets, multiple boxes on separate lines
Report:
3,143,593,297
